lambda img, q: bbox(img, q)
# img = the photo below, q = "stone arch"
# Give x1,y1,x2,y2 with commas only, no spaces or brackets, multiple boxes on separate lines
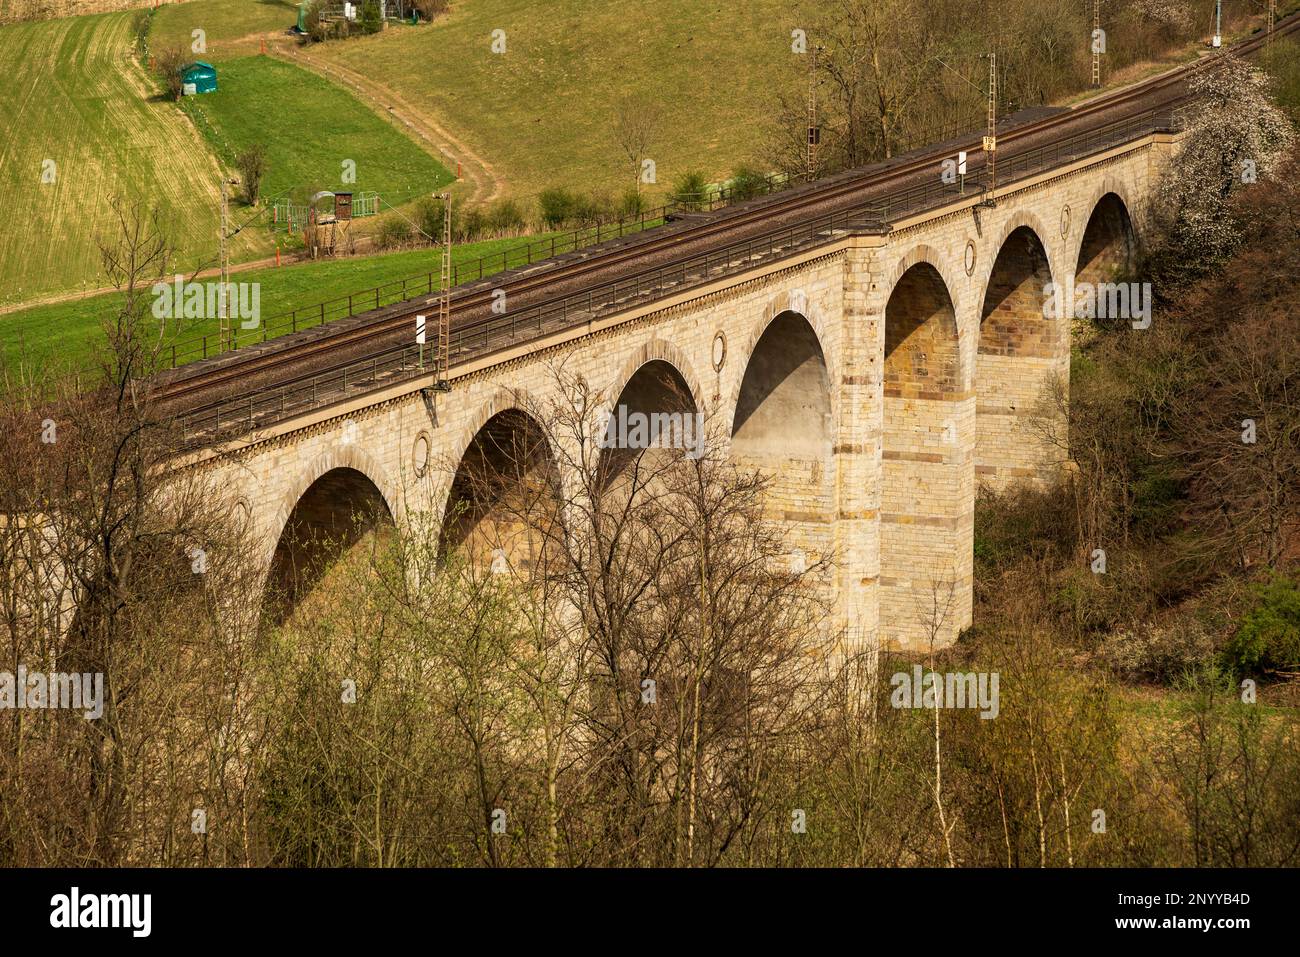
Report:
881,244,967,315
755,285,835,367
729,308,836,571
883,260,962,400
975,221,1067,489
730,310,834,462
730,283,838,420
439,404,560,575
882,243,972,387
1072,182,1138,284
267,441,397,557
977,209,1061,296
879,258,972,650
264,442,397,624
606,337,706,419
599,354,702,487
442,387,549,493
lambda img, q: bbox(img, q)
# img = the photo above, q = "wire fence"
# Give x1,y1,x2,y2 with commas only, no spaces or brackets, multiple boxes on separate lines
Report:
271,192,380,232
165,100,1056,370
165,207,673,367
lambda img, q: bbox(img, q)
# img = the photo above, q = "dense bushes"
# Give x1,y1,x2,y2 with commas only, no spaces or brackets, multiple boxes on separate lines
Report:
1224,576,1300,674
538,187,626,228
670,170,710,210
726,165,772,201
359,0,381,34
537,187,578,227
974,143,1300,689
377,186,662,250
304,0,385,42
375,213,413,248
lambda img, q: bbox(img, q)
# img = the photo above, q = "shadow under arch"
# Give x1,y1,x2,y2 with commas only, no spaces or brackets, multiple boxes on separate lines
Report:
439,407,560,575
1075,192,1136,284
265,466,394,625
597,358,700,488
731,310,833,461
975,224,1065,487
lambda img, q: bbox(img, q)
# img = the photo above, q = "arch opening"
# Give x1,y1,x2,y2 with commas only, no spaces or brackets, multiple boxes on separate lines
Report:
266,467,392,624
731,311,832,461
730,310,834,572
980,226,1054,359
1075,193,1135,285
597,359,700,487
881,261,969,650
440,409,560,574
976,226,1065,488
884,263,961,399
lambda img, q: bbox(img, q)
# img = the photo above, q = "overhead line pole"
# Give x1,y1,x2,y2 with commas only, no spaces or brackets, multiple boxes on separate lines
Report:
219,178,239,352
983,52,997,206
807,44,823,182
1092,0,1102,88
435,192,452,392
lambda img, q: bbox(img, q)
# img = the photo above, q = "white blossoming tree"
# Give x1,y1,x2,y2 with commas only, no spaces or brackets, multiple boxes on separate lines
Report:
1151,54,1295,282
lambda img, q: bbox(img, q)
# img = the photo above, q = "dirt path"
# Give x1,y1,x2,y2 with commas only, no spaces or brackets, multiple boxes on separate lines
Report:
268,36,505,207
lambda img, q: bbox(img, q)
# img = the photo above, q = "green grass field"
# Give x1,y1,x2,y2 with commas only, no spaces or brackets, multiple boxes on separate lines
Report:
148,0,301,61
0,220,660,371
315,0,807,199
178,54,453,205
1262,37,1300,120
0,11,273,306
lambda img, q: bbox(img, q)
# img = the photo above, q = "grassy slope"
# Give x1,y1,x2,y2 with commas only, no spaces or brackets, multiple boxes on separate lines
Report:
1262,37,1300,119
148,0,301,60
0,11,272,305
0,225,653,369
178,54,454,203
314,0,806,199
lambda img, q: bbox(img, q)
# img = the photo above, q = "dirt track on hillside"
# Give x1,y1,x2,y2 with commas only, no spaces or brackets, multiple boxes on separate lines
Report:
269,36,504,207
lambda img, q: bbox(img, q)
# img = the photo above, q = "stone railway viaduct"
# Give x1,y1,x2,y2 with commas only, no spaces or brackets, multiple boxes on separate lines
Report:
190,128,1172,654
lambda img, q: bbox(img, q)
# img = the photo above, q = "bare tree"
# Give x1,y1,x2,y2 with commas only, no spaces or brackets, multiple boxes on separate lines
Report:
612,95,664,193
153,45,186,102
920,579,959,867
237,146,268,207
0,198,261,866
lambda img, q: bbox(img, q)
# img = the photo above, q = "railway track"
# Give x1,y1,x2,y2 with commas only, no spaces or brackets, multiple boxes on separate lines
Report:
161,14,1300,443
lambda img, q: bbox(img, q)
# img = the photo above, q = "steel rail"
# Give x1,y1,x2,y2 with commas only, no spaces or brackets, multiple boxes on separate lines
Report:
177,105,1180,445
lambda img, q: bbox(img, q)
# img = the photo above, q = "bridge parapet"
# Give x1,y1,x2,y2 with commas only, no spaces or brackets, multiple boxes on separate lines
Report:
190,121,1173,656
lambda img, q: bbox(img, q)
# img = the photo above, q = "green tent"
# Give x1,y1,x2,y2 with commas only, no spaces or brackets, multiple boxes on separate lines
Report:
180,61,217,95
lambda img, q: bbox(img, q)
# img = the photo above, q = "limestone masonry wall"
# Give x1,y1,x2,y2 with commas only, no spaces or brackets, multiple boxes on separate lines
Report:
199,137,1170,657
